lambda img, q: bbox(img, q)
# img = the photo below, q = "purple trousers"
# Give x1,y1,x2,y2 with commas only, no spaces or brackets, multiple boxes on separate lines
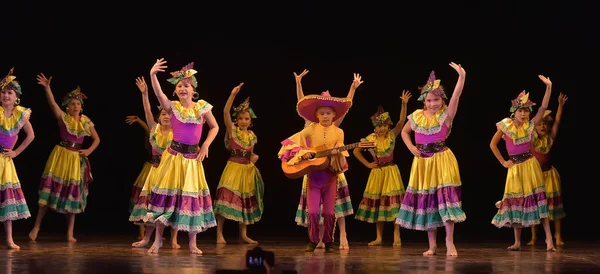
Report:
307,169,337,244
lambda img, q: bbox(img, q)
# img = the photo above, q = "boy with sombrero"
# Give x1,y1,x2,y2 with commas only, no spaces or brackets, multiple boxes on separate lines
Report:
278,91,352,252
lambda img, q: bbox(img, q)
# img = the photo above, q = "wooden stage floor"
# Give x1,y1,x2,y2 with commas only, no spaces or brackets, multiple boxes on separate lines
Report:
2,235,600,274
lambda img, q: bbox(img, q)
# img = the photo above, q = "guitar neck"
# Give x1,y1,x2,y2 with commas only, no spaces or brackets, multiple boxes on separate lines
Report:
315,142,361,158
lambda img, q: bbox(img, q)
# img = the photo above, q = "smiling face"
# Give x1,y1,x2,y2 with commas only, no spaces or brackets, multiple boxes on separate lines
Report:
0,88,17,108
235,111,252,130
158,109,171,126
174,81,196,101
424,92,444,113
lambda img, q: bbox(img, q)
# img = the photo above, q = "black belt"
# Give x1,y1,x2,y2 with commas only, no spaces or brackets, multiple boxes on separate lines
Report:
509,151,533,164
150,154,161,165
377,161,396,167
59,139,83,150
416,141,447,154
170,140,198,154
230,149,251,159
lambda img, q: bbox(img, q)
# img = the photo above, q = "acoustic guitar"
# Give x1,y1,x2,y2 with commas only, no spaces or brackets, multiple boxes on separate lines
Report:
281,141,376,179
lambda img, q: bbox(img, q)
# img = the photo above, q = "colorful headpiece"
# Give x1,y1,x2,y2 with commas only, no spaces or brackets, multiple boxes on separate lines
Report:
232,97,257,119
417,70,447,101
509,90,536,112
167,62,198,88
157,105,163,112
297,91,353,123
370,105,393,126
61,86,88,107
0,67,22,95
542,110,553,123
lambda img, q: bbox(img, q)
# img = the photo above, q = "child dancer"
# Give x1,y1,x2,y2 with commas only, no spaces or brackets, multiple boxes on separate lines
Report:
293,69,362,250
278,91,352,253
396,63,467,257
143,59,218,254
125,114,150,240
0,68,35,250
30,74,100,242
127,76,179,248
490,75,556,251
214,83,264,244
353,90,411,246
527,93,568,246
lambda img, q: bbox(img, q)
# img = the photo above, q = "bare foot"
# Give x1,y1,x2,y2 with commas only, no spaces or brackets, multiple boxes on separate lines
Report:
316,241,325,249
446,241,458,257
171,241,181,249
526,238,536,246
189,245,203,254
339,236,349,250
546,239,556,251
240,236,258,245
216,234,227,244
132,239,150,248
507,244,521,251
423,247,436,256
555,235,564,246
368,239,382,246
67,236,77,242
29,228,39,242
7,242,20,250
147,241,163,254
393,233,402,247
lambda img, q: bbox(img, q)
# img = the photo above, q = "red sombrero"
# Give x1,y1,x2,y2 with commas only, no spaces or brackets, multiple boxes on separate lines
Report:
296,91,352,123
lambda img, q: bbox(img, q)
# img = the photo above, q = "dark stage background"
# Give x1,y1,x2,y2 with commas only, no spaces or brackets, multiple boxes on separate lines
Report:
3,2,589,243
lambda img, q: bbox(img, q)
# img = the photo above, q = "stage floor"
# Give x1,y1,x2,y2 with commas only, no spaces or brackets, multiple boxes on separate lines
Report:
2,235,600,273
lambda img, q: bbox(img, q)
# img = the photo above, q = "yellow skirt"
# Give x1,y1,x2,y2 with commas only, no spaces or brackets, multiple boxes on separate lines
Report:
491,157,549,228
355,164,405,223
130,162,153,212
544,167,565,220
145,150,216,232
213,161,264,224
39,145,92,214
0,155,30,221
396,149,465,231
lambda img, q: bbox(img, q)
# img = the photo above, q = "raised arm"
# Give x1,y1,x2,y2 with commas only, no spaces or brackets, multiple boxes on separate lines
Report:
335,73,363,127
446,62,466,121
80,126,100,157
3,120,35,159
224,83,244,137
294,69,309,101
401,121,421,157
36,73,64,120
149,58,171,112
135,76,157,130
550,92,568,141
197,110,219,162
490,128,512,168
532,75,553,125
125,115,150,135
392,90,412,137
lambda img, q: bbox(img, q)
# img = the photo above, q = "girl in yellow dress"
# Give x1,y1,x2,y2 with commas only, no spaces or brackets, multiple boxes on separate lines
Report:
353,90,411,247
527,93,568,246
0,68,35,250
214,83,264,244
490,75,556,252
396,63,467,257
30,74,100,242
127,76,180,249
292,69,362,250
143,59,218,254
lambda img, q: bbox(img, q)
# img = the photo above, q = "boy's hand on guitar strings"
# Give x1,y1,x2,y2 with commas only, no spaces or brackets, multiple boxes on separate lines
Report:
302,152,315,160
